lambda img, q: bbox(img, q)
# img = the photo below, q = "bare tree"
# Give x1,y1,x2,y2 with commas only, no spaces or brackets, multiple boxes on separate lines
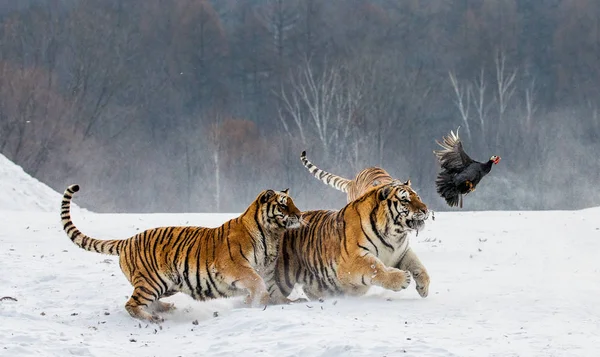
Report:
278,59,362,165
469,67,495,138
0,62,78,175
257,0,299,79
277,84,308,147
494,49,517,145
63,0,139,140
523,77,537,132
207,113,224,212
448,71,472,142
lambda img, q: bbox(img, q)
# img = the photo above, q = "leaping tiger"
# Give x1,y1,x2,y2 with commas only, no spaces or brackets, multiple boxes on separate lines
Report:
60,184,302,323
268,179,431,303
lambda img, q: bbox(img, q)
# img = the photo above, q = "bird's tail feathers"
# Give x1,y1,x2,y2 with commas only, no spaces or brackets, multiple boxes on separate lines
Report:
435,171,461,208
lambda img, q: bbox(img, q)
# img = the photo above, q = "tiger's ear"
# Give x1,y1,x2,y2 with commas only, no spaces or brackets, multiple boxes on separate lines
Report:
261,190,275,203
404,179,411,186
378,185,393,201
281,188,289,195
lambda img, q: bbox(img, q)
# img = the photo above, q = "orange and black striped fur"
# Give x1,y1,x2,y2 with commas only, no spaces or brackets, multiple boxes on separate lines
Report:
269,180,431,303
60,184,301,323
300,150,395,202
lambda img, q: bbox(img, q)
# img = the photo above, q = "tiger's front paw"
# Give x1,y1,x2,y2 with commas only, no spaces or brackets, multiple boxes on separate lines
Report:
385,269,411,291
413,270,430,298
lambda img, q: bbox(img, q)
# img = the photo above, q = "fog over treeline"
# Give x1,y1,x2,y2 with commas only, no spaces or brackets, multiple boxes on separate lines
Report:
0,0,598,213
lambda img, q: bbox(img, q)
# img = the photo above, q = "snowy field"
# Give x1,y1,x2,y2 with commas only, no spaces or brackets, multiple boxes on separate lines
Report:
1,153,600,356
1,208,599,357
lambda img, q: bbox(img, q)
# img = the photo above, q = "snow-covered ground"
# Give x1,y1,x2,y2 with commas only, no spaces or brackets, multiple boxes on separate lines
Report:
0,153,85,213
1,153,599,356
1,207,599,357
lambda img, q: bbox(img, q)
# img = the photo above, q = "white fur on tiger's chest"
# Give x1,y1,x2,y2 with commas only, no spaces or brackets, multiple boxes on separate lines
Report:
377,235,410,267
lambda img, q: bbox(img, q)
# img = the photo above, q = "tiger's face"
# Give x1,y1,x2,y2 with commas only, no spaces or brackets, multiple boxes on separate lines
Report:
377,179,429,232
259,189,302,230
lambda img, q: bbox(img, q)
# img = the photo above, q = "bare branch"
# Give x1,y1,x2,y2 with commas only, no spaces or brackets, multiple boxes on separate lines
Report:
277,59,363,163
524,77,537,131
494,49,518,145
469,67,495,137
448,71,472,141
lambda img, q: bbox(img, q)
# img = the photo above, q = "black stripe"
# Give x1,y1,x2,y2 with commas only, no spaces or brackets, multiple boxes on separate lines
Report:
136,232,165,295
131,295,143,305
66,225,77,235
253,203,268,265
171,227,191,263
205,231,226,297
281,240,294,289
148,230,170,295
370,210,393,250
295,262,302,284
192,230,207,299
96,240,106,253
123,239,135,276
341,218,350,256
360,222,379,256
249,238,259,265
201,238,215,299
82,236,92,250
357,243,371,256
181,230,198,299
205,245,224,297
138,285,158,299
239,245,250,264
226,236,235,262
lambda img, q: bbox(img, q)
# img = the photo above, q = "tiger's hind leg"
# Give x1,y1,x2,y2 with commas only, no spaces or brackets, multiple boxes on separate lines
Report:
125,286,164,323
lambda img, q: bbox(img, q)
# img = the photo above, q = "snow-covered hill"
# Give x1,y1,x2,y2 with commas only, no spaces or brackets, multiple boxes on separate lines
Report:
1,207,598,357
0,153,83,212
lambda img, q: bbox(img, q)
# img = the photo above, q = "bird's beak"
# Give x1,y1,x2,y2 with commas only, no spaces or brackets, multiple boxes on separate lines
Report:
494,157,501,165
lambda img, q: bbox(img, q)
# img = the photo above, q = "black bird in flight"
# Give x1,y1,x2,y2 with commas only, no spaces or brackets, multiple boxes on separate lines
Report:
433,128,501,208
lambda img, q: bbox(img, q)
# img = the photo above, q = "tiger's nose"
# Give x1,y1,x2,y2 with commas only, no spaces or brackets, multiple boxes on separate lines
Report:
414,208,429,220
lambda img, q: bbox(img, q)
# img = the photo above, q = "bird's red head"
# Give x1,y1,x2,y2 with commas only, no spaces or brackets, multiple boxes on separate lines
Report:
490,155,501,165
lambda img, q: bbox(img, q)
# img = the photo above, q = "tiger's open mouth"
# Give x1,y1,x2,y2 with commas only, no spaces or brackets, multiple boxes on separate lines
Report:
406,219,425,231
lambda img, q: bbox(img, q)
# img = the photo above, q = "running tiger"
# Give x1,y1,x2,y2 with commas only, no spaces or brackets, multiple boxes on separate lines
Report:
60,184,301,323
269,179,431,303
300,150,395,202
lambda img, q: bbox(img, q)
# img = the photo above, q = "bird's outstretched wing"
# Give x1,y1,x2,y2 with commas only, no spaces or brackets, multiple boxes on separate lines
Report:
433,127,474,172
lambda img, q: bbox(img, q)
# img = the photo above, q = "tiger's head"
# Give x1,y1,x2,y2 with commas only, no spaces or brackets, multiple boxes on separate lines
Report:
258,188,302,231
374,179,430,233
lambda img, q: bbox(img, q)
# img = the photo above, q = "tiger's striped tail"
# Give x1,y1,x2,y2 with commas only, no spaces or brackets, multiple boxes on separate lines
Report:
61,185,123,256
300,150,351,193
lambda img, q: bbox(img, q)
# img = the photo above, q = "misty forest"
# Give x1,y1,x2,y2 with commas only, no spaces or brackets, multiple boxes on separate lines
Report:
0,0,598,213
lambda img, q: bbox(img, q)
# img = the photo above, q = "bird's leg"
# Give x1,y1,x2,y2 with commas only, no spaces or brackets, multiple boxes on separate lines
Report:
459,194,463,209
465,180,474,192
